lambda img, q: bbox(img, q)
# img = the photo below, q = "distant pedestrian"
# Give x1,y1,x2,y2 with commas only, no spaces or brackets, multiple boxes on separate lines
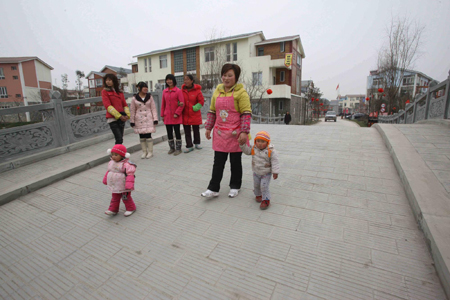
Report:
284,112,291,125
181,75,204,153
103,144,137,217
240,131,280,210
130,81,158,159
102,74,130,144
201,63,252,199
161,74,185,156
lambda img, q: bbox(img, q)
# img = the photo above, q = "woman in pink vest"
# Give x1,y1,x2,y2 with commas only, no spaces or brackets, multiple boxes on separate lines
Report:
201,64,252,198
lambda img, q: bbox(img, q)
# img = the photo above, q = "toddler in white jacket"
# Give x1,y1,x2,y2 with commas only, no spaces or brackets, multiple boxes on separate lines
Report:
240,131,280,210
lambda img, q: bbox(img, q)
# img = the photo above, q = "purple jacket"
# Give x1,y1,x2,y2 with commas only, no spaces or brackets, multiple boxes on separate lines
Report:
161,86,185,125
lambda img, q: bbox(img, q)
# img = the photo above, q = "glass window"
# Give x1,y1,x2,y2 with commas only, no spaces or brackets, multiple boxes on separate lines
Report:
148,58,151,72
205,47,215,62
175,75,184,88
160,55,167,68
252,72,262,86
158,79,166,89
144,58,147,72
16,94,21,98
149,81,153,91
257,47,264,56
11,66,17,70
96,79,102,87
280,71,285,82
174,51,183,73
297,53,301,66
233,43,238,61
279,101,283,110
226,44,231,62
0,68,4,79
0,87,8,98
186,48,196,71
280,42,285,52
13,76,18,80
89,79,95,87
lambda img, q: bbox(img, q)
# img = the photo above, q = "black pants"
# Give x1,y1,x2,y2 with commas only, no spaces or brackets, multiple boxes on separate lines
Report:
165,124,181,140
109,121,125,144
207,151,242,192
183,125,200,148
139,133,152,139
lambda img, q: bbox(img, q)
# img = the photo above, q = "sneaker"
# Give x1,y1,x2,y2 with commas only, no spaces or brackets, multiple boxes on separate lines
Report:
255,196,262,203
260,200,270,210
228,189,240,198
195,144,202,150
105,210,118,216
124,210,136,217
184,147,194,153
201,189,219,198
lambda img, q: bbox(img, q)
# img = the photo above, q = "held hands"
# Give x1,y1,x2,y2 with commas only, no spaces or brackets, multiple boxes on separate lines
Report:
238,132,248,145
119,116,128,122
273,174,278,180
205,129,211,140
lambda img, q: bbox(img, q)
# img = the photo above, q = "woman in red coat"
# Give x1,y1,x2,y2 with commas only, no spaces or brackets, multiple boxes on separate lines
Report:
181,75,204,153
161,74,185,156
101,74,130,145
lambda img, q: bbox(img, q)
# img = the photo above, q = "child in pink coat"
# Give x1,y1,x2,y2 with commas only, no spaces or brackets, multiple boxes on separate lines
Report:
103,144,137,217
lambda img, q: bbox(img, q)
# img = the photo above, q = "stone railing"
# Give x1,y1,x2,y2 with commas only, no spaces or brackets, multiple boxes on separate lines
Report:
0,88,212,163
378,72,450,124
252,113,285,124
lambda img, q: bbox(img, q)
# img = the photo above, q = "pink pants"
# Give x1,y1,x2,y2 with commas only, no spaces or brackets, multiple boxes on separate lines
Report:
108,192,136,212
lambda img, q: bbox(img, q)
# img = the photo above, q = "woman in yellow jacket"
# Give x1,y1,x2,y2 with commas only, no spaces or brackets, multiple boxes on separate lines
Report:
201,63,252,198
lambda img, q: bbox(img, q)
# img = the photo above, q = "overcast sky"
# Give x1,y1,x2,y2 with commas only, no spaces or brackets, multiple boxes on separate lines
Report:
1,0,449,100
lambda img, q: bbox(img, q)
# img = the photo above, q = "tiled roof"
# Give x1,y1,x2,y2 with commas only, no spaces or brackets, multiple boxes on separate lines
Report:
102,65,132,74
0,56,54,70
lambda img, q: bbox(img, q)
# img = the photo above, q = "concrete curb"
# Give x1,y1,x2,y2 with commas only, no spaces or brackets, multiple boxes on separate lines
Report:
0,124,204,206
374,123,450,298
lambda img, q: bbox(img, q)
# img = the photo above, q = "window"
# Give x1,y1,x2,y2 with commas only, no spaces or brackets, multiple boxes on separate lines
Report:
0,87,8,98
144,58,147,72
148,58,151,72
16,94,21,98
280,42,285,52
159,55,167,68
96,79,102,87
11,66,17,70
205,47,215,62
186,48,196,71
0,68,4,79
373,78,383,86
174,51,183,73
252,72,262,86
403,76,414,85
226,43,238,62
158,79,166,89
280,71,285,82
89,79,95,88
175,75,184,88
13,76,18,80
279,101,283,110
297,53,301,66
257,47,264,56
296,74,300,94
149,81,153,91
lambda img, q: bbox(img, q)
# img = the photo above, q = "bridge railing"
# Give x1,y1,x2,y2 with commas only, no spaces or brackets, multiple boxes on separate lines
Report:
0,89,212,163
252,113,284,124
378,72,450,124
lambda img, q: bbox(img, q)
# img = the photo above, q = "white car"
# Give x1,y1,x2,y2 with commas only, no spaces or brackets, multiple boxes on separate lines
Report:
325,111,337,122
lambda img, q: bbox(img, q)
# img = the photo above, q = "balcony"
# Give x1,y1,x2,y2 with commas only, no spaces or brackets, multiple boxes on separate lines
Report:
267,84,291,99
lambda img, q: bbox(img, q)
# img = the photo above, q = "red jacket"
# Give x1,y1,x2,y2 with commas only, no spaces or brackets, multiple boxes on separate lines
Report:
161,86,185,125
102,88,128,119
181,84,204,125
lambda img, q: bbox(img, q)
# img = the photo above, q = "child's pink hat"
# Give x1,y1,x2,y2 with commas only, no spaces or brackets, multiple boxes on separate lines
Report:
107,144,130,158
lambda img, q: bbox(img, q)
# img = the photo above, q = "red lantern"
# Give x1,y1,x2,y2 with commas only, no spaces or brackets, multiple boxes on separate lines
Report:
77,106,80,110
393,107,397,110
366,97,370,101
320,103,323,106
406,100,410,104
267,89,273,95
311,97,314,101
383,94,386,97
315,98,319,102
378,88,384,93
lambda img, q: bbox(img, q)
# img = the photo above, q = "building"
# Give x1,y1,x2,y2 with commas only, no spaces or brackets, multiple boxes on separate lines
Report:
85,65,132,98
0,56,53,108
130,31,306,122
367,69,435,101
338,94,365,114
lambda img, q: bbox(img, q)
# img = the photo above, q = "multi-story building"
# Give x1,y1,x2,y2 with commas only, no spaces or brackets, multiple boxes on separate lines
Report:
0,56,53,108
367,69,435,100
86,65,131,97
338,94,365,114
130,31,306,121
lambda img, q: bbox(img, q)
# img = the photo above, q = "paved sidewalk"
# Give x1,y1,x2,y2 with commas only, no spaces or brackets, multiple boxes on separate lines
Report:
0,123,447,299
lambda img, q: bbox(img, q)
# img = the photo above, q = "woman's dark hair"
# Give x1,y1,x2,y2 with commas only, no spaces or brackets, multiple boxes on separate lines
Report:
221,63,241,82
165,74,177,87
136,81,148,92
103,74,121,93
185,74,194,82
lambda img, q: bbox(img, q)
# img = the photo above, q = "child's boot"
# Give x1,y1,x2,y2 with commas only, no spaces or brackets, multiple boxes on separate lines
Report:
174,139,182,156
168,139,175,154
140,138,147,159
255,196,262,203
124,210,136,217
105,210,118,216
146,138,153,159
260,200,270,210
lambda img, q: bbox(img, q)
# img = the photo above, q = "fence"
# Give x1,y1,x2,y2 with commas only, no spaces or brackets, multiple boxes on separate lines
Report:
378,72,450,124
0,88,212,163
252,113,285,124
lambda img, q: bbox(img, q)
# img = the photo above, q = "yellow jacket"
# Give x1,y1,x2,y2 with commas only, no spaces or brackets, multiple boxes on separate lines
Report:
209,83,252,114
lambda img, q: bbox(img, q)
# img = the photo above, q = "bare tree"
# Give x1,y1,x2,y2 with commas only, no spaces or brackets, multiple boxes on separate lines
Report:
200,29,229,91
61,74,69,101
240,68,269,114
376,15,425,113
75,70,85,99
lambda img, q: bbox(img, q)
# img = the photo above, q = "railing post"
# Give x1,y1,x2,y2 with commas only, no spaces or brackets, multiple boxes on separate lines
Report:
444,70,450,119
424,84,432,120
51,91,70,147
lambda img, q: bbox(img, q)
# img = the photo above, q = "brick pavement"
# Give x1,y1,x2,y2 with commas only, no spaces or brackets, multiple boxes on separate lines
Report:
0,121,447,299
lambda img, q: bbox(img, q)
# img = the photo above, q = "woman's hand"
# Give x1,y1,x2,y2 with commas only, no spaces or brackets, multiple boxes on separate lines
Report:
120,116,128,122
174,114,178,118
273,174,278,180
238,132,248,145
205,129,211,140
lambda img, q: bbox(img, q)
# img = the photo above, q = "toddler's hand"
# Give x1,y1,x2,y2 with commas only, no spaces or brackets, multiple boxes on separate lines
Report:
273,174,278,180
205,129,211,140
